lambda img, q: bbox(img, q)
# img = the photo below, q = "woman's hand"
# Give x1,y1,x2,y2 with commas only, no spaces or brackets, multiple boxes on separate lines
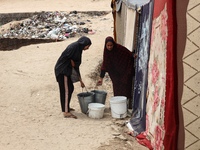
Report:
97,78,103,86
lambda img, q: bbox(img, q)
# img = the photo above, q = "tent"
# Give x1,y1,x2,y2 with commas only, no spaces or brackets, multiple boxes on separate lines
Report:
112,0,181,149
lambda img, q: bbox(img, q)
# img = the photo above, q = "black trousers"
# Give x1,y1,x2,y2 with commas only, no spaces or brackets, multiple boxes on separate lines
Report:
57,74,74,112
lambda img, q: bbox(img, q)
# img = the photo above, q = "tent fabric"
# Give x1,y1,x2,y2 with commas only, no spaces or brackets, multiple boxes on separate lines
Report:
112,0,117,41
115,1,138,52
115,2,126,46
123,7,137,52
115,0,123,12
136,0,179,149
123,0,150,9
125,0,149,8
129,0,154,137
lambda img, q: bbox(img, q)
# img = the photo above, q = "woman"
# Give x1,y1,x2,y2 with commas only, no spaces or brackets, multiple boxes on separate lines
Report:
55,36,92,119
97,36,135,108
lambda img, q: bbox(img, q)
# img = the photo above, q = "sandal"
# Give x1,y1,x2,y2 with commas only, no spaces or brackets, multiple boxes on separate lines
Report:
64,113,77,119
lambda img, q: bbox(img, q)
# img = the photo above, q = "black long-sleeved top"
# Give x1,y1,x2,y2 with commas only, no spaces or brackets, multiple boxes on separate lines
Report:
54,36,91,82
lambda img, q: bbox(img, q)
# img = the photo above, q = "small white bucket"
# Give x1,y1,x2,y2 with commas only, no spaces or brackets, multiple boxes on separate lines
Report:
88,103,105,119
110,96,127,118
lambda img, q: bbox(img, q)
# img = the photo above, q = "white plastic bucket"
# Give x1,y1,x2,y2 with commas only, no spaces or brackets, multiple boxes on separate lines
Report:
88,103,105,119
110,96,127,118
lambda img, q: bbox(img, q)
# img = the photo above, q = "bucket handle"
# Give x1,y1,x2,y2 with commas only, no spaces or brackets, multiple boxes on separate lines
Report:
82,87,88,93
86,108,91,115
86,110,89,115
80,88,88,100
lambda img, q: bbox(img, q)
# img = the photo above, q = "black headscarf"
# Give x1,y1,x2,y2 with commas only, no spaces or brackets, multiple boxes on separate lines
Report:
55,36,91,81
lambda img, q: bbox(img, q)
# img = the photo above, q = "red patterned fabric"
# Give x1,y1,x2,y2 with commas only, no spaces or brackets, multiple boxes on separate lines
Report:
136,0,179,149
101,36,134,98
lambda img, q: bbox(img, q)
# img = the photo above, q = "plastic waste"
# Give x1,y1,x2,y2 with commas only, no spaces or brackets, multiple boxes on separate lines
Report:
0,11,96,40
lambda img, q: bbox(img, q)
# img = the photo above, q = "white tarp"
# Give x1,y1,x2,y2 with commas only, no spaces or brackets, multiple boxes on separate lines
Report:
123,7,137,51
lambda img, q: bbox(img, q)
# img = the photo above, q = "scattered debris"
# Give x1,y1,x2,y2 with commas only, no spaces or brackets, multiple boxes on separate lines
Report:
0,11,97,40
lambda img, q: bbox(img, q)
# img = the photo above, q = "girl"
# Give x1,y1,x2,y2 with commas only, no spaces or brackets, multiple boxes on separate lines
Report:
55,36,92,119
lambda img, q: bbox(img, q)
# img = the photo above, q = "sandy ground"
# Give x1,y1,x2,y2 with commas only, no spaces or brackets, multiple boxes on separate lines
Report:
0,0,148,149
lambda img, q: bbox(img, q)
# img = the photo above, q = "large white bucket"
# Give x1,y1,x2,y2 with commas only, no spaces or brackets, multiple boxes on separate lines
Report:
88,103,105,119
110,96,127,118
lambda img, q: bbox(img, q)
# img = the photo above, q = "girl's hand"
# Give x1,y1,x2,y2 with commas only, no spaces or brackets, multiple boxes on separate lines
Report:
80,81,85,88
71,60,75,67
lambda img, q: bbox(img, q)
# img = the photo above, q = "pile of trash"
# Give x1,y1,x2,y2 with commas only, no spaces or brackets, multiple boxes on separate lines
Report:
0,11,95,40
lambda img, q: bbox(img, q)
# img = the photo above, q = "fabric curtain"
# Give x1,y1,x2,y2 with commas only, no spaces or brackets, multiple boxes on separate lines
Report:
123,7,137,52
115,2,126,46
129,0,154,137
136,0,179,149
